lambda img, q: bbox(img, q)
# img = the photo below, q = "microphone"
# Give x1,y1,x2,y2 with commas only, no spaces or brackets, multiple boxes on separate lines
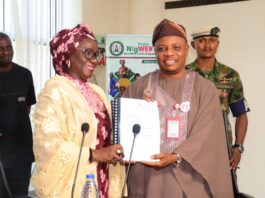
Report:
81,123,89,133
71,123,89,198
121,124,141,198
132,124,141,135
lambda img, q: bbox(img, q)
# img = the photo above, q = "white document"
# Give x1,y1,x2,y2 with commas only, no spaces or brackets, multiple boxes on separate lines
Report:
119,98,160,162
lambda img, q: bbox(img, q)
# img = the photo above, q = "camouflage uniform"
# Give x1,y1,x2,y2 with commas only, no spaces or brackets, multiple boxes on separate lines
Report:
186,59,250,144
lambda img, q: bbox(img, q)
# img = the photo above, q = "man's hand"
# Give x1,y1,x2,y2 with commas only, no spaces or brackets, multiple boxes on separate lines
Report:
141,153,177,170
231,113,248,170
142,95,161,107
230,147,241,170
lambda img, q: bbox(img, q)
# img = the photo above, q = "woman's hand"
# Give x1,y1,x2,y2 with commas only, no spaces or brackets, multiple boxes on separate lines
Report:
141,153,177,170
91,144,124,163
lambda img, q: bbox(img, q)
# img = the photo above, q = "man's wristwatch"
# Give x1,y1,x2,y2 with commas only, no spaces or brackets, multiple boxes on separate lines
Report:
173,153,182,167
233,144,244,153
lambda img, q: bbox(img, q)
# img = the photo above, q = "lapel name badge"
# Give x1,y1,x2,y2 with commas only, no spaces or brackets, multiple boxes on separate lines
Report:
180,101,190,113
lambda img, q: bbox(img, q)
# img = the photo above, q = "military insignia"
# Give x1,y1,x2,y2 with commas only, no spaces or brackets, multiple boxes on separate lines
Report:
217,77,233,90
221,91,228,98
243,99,250,112
180,101,190,113
210,27,220,36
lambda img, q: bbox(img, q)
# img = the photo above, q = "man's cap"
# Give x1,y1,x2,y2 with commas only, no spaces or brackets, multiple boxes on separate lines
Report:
191,26,220,40
152,19,187,46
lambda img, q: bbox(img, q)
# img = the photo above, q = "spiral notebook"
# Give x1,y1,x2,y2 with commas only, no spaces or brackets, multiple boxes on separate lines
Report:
111,97,160,161
111,98,120,145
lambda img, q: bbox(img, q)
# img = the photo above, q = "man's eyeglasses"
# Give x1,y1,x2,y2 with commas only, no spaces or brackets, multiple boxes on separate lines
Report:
77,48,102,62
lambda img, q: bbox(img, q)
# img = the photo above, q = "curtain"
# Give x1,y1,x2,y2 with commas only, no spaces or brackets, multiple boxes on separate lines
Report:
9,0,63,96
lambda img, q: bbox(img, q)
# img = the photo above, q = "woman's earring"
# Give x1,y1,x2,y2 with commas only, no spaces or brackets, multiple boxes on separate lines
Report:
67,61,71,68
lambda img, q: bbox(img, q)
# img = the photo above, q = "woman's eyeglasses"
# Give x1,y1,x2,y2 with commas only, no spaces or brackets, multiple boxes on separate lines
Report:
77,48,102,62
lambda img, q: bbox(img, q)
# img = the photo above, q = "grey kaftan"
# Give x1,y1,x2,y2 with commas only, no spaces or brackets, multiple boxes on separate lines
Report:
123,71,233,198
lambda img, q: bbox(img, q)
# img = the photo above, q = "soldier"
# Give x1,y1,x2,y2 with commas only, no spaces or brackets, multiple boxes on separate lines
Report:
186,26,250,170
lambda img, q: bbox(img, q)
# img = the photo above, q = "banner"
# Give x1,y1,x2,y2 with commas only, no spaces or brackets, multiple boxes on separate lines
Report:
106,35,158,99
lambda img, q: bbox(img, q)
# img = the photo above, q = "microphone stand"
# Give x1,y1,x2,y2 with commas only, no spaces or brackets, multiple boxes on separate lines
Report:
0,154,12,198
71,123,89,198
120,124,140,198
120,133,136,198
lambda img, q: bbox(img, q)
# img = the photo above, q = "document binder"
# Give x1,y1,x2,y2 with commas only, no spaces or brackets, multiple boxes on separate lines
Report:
111,98,160,161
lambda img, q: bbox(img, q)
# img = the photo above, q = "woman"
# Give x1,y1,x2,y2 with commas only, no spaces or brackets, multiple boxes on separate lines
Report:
31,24,125,198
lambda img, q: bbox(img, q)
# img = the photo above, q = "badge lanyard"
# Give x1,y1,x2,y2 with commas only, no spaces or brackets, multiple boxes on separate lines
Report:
144,70,195,153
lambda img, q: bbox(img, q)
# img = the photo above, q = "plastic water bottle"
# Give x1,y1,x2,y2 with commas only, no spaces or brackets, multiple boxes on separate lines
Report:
81,174,99,198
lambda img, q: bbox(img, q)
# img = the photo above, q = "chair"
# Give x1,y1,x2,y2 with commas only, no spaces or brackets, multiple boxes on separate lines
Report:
0,156,34,198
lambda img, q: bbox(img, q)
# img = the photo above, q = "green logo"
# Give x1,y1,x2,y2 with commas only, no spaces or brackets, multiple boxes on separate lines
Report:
109,41,124,56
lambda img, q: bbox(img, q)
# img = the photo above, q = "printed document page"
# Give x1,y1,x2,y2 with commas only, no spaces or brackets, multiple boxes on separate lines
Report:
120,98,160,161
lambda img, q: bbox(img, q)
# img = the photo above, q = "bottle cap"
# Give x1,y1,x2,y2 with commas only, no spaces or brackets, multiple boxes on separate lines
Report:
86,174,95,179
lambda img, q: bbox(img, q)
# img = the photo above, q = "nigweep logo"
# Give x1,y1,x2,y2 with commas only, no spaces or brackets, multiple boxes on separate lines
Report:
109,41,124,56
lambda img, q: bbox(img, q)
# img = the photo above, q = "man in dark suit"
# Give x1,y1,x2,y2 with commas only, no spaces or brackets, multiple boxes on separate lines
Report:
0,32,36,196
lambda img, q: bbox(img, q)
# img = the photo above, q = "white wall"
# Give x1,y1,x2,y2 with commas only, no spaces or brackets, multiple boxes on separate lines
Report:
83,0,129,34
82,0,130,90
83,0,265,196
62,0,83,28
127,0,164,33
